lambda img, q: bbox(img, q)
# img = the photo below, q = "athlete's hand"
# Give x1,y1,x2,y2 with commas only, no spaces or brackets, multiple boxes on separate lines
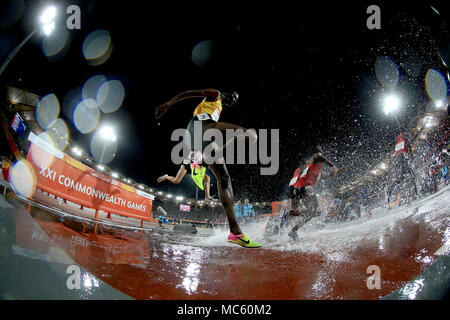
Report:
155,103,170,119
332,166,339,176
157,174,168,183
288,210,300,216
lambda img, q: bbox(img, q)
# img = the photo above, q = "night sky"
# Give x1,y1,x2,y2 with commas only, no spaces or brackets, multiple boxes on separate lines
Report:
0,0,448,202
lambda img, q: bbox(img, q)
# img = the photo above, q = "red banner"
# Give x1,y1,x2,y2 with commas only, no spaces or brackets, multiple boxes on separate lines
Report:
26,133,153,220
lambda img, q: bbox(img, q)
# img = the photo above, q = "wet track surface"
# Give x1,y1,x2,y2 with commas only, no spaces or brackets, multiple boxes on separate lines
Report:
0,187,449,299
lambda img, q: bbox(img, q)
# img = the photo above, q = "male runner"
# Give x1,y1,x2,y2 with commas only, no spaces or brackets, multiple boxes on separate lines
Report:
285,145,343,240
155,89,260,248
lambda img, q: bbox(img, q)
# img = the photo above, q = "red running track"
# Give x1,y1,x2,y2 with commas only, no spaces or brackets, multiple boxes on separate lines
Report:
13,187,450,300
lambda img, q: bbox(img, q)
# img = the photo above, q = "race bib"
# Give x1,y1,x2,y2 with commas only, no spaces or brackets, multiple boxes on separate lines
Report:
196,113,210,121
395,141,405,152
210,108,220,122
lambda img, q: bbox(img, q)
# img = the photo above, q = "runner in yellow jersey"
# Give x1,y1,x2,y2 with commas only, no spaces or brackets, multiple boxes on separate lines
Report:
155,89,261,248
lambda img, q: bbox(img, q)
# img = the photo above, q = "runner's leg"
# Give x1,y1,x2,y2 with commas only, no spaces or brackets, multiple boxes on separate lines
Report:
289,194,320,233
208,162,241,235
157,165,187,184
204,122,260,247
204,174,212,199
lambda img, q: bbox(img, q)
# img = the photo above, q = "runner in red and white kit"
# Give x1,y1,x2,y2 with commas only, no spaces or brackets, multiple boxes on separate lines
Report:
285,145,343,240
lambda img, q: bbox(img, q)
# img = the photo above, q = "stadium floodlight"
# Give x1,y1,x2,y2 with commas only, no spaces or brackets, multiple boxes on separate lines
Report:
40,6,57,36
72,147,82,156
40,6,56,24
0,5,57,77
111,172,119,178
100,126,117,142
383,94,400,115
42,21,55,36
97,125,117,163
97,164,104,171
176,196,184,201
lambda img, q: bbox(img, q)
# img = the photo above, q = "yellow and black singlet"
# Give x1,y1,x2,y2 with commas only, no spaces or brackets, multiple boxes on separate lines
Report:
193,98,222,122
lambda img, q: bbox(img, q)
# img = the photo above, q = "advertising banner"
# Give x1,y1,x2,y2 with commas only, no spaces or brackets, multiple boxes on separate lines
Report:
271,201,290,216
26,132,153,220
180,204,190,212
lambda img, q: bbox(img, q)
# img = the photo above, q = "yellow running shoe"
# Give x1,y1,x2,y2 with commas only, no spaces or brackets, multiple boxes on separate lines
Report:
227,233,261,248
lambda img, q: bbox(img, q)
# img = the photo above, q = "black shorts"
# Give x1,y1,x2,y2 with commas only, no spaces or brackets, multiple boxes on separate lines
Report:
183,118,216,169
185,118,216,153
288,186,313,200
288,185,320,217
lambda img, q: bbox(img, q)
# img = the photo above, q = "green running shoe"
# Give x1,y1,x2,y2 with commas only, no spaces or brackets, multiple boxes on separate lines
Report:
227,233,261,248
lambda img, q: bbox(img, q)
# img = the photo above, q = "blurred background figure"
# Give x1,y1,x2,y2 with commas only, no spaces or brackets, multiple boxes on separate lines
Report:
441,165,448,186
242,198,255,223
234,200,243,224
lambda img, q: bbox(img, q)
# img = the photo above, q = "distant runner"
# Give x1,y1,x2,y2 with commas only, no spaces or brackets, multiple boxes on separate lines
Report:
285,145,343,240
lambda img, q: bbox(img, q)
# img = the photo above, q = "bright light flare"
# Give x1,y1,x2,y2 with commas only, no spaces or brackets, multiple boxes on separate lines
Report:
42,21,55,36
73,98,100,134
100,126,117,142
374,56,400,89
72,147,82,156
29,132,56,169
9,160,36,198
36,93,60,130
383,95,400,115
82,29,113,66
40,6,56,36
435,100,444,109
40,6,56,24
425,68,448,103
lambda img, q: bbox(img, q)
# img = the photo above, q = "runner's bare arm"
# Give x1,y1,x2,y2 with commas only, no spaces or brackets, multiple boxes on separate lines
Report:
315,153,340,176
155,89,220,119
